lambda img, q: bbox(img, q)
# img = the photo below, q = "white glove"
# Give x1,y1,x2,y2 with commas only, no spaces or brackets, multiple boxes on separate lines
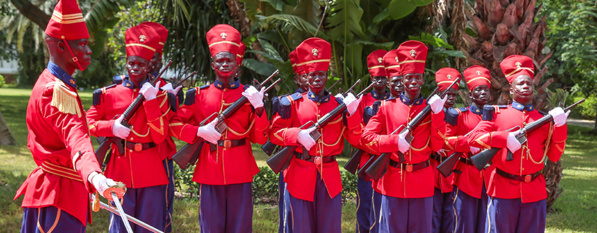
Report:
197,119,221,144
470,146,480,154
428,94,447,114
297,127,317,151
506,131,522,153
343,93,361,116
241,86,265,108
549,107,570,127
335,93,344,99
112,115,131,139
140,81,160,100
88,172,118,199
397,131,410,154
161,83,183,95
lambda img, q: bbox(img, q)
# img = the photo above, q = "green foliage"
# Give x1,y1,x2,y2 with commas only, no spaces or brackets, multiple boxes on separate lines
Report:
0,74,5,87
252,167,279,203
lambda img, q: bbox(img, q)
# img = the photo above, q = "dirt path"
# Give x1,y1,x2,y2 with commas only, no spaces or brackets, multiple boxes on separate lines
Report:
567,118,595,128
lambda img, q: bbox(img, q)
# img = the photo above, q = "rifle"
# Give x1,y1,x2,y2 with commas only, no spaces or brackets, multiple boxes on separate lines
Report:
95,61,172,167
344,86,440,175
436,131,473,178
172,70,281,169
327,78,342,92
364,80,458,181
470,98,585,170
267,79,375,174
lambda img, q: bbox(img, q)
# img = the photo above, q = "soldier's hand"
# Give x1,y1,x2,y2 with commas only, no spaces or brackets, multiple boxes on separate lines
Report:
506,131,521,153
197,119,221,144
112,115,131,139
140,81,160,100
428,94,447,114
297,127,317,151
242,86,265,108
161,83,183,95
470,146,480,154
334,93,344,99
397,131,410,154
343,93,360,116
549,107,570,127
89,172,124,202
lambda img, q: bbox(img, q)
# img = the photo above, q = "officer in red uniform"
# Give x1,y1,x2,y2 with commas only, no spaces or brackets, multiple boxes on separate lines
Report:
383,49,404,98
353,49,389,233
16,0,125,232
443,65,492,233
431,68,461,233
269,37,362,233
87,24,174,233
361,41,447,232
169,24,269,232
467,55,569,233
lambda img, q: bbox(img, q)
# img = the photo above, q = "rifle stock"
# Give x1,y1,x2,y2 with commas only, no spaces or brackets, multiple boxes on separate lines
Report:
261,141,279,156
344,149,364,174
436,152,460,177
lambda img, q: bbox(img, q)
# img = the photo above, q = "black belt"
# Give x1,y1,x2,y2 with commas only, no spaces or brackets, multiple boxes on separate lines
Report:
388,159,430,172
125,141,156,152
430,153,442,162
209,139,246,151
459,157,474,165
496,168,540,183
294,153,337,163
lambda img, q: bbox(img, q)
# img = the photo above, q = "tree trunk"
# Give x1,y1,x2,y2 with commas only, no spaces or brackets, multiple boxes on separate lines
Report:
10,0,51,29
543,160,563,210
0,111,17,146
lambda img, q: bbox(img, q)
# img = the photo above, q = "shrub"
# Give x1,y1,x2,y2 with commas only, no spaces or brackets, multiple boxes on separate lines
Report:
567,94,597,120
0,75,5,88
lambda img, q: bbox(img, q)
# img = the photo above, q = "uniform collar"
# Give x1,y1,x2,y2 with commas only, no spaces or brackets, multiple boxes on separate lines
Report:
399,93,424,105
511,101,534,112
371,91,390,100
122,77,148,89
307,90,331,103
470,104,483,115
47,62,77,89
214,78,240,89
296,87,306,94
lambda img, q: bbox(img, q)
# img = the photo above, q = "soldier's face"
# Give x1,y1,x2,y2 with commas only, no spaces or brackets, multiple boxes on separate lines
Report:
510,75,534,105
66,38,92,71
389,76,404,96
308,71,328,93
371,76,388,90
444,88,458,108
403,73,424,97
294,74,309,91
211,52,238,80
470,85,490,106
149,52,162,74
126,56,150,84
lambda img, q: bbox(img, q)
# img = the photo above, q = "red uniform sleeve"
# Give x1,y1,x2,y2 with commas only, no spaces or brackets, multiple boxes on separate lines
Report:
170,102,200,144
467,119,509,149
248,108,269,144
142,91,172,144
547,123,567,162
269,113,302,146
86,102,115,138
361,103,400,154
344,111,363,146
430,111,447,152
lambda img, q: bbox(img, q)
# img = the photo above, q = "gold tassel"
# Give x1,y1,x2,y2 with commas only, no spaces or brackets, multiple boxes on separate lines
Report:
51,79,81,117
92,192,100,212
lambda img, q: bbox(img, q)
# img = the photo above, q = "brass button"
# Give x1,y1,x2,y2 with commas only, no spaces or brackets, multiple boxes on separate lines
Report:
129,149,133,153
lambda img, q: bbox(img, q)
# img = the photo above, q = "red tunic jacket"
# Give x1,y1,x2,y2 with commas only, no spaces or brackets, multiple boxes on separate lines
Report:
15,63,101,225
354,92,389,168
467,102,567,203
269,91,362,201
170,80,269,185
361,94,446,198
87,78,172,188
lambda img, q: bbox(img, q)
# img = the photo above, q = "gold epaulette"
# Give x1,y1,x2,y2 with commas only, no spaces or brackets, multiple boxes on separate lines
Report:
50,79,82,117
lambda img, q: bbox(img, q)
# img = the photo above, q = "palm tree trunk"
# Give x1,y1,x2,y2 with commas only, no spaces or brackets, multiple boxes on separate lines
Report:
0,111,16,145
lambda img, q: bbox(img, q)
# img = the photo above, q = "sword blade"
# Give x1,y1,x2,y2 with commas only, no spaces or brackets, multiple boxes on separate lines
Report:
112,193,134,233
100,201,164,233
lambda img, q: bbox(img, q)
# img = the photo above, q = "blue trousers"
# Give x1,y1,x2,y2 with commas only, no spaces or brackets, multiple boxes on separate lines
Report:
452,186,487,233
109,185,166,233
284,173,342,233
433,187,455,233
163,159,175,233
485,197,546,233
356,177,375,233
370,190,382,233
380,195,433,233
278,173,285,233
198,182,253,233
21,206,85,233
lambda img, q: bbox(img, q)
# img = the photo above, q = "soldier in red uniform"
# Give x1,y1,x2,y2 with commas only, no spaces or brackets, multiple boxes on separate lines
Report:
269,37,361,233
169,24,269,232
361,41,447,232
383,49,404,98
443,65,492,233
467,55,569,233
87,24,174,233
16,0,125,232
353,49,389,233
430,68,461,233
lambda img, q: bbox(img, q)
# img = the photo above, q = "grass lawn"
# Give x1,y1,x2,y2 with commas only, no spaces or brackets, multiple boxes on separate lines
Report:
1,87,597,232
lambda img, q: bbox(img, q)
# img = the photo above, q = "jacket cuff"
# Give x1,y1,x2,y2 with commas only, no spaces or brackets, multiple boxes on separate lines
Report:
180,124,199,144
93,120,116,137
285,128,301,145
143,97,162,122
431,110,446,129
378,134,400,153
491,131,509,148
346,111,362,130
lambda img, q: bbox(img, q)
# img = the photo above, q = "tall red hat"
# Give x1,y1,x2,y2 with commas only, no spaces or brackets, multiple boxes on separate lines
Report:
435,68,461,91
236,42,246,65
125,24,161,61
367,50,388,77
396,40,428,74
138,22,168,54
463,65,491,91
500,55,534,83
206,24,242,58
45,0,89,40
383,49,402,77
295,37,331,74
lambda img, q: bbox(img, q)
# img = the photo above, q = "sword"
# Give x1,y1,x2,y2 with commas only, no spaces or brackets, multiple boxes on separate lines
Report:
100,201,164,233
112,193,134,233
